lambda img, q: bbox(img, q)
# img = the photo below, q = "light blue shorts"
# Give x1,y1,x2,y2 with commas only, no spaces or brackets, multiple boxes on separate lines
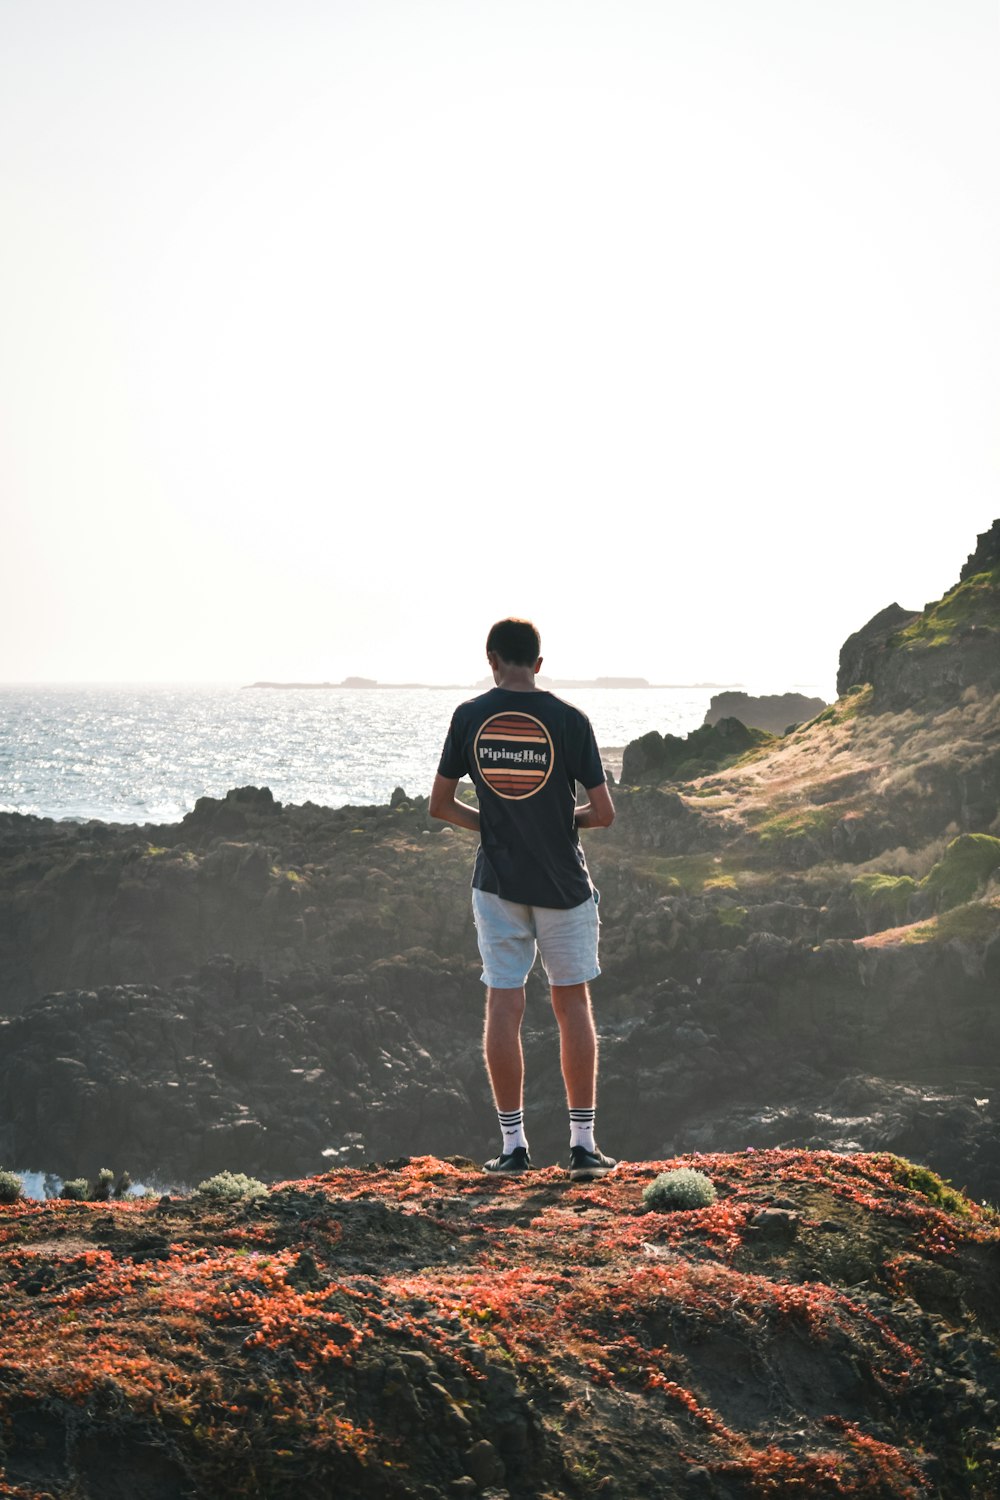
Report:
471,888,601,989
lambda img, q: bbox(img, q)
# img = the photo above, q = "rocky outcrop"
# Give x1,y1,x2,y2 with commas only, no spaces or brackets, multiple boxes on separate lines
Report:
0,788,475,1012
0,957,484,1185
4,899,999,1197
871,622,1000,712
620,717,771,785
961,517,1000,580
837,521,1000,707
836,602,919,695
703,690,827,733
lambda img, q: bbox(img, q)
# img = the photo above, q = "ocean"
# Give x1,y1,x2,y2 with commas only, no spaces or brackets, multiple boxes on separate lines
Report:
0,682,729,824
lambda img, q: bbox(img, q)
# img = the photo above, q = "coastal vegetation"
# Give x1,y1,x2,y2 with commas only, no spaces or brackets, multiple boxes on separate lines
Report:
0,1151,998,1498
642,1167,717,1210
888,563,1000,650
0,1169,22,1204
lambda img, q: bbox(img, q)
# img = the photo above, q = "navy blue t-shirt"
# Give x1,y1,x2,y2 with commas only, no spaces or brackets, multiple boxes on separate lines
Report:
437,688,606,909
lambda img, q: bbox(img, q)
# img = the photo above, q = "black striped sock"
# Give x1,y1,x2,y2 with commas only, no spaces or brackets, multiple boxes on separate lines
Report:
498,1109,527,1153
569,1108,596,1152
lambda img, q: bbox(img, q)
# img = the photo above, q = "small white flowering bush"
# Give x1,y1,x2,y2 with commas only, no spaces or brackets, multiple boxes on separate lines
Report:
0,1169,23,1204
196,1171,268,1201
643,1168,717,1211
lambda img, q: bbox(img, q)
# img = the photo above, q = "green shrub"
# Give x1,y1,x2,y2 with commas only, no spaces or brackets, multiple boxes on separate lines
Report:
0,1169,23,1204
92,1167,116,1201
886,1157,974,1217
196,1171,268,1201
643,1168,717,1211
852,872,917,927
61,1178,90,1201
919,834,1000,911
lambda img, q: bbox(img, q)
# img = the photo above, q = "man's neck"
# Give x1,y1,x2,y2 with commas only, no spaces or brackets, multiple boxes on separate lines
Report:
493,667,537,692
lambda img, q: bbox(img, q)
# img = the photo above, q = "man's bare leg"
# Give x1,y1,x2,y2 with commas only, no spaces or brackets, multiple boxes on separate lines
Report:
550,982,597,1108
551,982,615,1175
484,986,526,1113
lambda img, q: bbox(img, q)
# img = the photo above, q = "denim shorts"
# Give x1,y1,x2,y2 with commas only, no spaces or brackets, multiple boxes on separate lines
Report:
471,888,601,989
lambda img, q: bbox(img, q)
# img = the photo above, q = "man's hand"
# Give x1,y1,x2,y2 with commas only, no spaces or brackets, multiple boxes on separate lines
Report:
429,774,481,832
574,781,615,829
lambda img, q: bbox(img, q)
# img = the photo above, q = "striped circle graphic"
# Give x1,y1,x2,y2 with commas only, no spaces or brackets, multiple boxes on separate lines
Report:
474,711,554,800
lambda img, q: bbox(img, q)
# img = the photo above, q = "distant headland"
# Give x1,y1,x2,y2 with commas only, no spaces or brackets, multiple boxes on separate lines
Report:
244,676,744,691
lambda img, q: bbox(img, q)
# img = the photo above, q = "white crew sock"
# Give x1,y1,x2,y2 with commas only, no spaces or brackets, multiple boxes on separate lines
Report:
497,1108,528,1154
569,1108,596,1153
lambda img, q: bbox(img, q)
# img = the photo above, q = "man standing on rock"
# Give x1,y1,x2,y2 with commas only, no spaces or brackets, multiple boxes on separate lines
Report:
430,618,617,1180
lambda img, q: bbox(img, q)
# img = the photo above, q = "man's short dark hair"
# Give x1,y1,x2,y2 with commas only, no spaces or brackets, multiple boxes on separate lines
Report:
486,618,541,666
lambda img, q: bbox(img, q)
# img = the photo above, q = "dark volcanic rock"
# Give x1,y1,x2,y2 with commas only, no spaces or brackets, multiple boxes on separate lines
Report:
872,626,1000,712
703,690,828,733
860,525,1000,710
837,602,920,695
961,517,1000,580
0,791,474,1011
8,900,995,1193
621,716,770,785
0,958,485,1184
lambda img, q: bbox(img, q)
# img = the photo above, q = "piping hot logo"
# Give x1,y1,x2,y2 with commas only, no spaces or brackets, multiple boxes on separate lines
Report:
474,712,554,800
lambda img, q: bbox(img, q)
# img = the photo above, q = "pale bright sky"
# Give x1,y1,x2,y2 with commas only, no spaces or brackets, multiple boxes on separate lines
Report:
1,1,996,697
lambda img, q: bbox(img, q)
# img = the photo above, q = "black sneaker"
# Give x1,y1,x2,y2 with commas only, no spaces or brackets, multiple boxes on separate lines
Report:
483,1146,533,1175
568,1146,618,1181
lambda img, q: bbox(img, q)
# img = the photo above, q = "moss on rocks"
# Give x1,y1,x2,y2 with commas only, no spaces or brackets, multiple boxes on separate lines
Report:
852,872,917,928
919,833,1000,909
889,565,1000,650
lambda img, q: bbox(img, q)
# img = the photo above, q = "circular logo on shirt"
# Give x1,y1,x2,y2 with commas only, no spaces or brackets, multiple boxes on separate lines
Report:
474,711,554,800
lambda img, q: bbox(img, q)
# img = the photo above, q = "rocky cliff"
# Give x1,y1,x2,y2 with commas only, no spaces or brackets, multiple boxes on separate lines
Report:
841,520,1000,710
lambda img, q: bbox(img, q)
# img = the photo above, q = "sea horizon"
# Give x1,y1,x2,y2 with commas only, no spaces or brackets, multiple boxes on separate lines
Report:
1,679,833,826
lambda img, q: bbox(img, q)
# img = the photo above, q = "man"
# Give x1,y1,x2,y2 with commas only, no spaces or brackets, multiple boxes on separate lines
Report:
430,618,617,1180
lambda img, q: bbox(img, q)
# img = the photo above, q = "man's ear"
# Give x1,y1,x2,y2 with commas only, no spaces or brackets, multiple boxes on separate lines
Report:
535,656,543,673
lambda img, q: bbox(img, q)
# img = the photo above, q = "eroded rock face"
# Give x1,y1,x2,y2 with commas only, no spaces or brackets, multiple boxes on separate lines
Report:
961,517,1000,580
837,602,920,695
860,525,1000,711
703,691,827,733
871,627,1000,712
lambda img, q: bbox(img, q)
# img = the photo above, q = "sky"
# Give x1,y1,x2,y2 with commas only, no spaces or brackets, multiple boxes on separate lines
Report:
1,1,996,699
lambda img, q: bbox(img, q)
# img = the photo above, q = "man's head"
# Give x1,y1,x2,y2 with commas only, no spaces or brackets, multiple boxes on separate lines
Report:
486,618,541,669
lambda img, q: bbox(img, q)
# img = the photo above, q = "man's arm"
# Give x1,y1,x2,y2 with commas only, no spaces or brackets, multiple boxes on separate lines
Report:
429,774,481,832
574,781,615,829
